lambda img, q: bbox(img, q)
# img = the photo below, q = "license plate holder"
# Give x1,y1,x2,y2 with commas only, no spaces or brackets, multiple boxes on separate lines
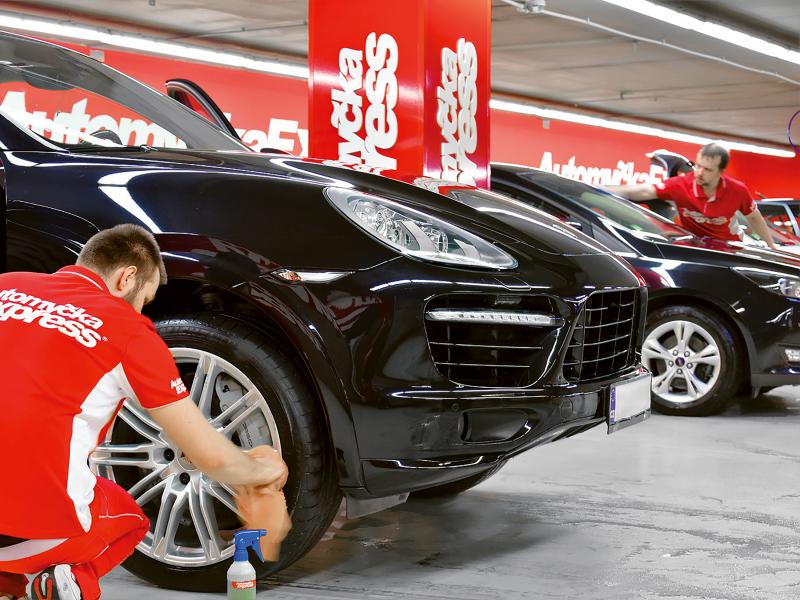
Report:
608,372,651,433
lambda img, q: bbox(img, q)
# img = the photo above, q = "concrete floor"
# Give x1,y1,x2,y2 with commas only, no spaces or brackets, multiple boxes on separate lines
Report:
104,387,800,599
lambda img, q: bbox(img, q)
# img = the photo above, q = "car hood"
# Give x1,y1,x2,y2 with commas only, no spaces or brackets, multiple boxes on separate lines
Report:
9,148,625,278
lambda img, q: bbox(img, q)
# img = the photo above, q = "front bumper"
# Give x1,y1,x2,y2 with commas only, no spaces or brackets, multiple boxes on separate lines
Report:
346,366,649,498
743,295,800,387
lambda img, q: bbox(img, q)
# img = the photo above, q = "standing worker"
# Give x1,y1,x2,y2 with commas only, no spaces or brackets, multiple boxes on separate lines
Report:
0,224,288,600
607,142,777,249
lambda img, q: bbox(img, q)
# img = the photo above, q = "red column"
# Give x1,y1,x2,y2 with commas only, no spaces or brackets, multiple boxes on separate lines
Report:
308,0,491,188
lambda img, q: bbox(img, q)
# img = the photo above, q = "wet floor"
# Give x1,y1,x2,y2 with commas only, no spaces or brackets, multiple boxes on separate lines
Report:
104,387,800,599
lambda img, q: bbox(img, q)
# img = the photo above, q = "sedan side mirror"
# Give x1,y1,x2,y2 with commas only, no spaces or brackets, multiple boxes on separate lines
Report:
565,220,583,231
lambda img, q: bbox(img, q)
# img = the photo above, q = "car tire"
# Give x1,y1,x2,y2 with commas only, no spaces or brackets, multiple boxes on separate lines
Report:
411,462,506,498
642,305,741,416
98,314,341,592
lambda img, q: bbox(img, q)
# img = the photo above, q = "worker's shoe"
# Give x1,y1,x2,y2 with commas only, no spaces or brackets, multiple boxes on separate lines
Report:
28,565,81,600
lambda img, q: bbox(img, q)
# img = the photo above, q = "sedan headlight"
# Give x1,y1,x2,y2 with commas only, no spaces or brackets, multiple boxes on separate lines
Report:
733,267,800,298
325,187,517,269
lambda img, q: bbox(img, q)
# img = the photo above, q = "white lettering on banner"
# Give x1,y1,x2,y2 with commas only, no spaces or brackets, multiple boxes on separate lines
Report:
0,91,310,156
437,38,478,185
330,32,399,173
538,152,666,186
0,288,105,348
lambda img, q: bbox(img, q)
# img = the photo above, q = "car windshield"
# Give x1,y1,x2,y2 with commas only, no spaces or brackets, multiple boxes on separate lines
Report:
521,170,693,241
0,33,247,151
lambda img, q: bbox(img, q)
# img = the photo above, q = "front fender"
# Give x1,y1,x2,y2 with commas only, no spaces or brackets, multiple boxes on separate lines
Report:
153,233,364,489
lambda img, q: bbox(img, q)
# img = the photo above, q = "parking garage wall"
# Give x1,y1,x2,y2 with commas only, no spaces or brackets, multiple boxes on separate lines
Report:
12,39,797,198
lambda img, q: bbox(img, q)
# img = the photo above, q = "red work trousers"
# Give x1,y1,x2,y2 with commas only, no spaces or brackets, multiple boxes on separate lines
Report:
0,477,149,600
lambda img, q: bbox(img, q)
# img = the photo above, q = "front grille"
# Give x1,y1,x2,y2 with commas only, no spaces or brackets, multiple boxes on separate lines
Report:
424,294,561,387
564,289,639,383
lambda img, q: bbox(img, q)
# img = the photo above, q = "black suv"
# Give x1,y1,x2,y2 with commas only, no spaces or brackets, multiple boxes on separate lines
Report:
492,163,800,417
0,33,649,591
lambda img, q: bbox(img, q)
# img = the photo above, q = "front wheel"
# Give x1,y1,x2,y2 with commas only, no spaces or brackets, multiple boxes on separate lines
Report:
91,314,341,591
642,305,741,416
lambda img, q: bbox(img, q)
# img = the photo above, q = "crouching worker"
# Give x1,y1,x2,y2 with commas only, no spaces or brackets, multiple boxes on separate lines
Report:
0,224,288,600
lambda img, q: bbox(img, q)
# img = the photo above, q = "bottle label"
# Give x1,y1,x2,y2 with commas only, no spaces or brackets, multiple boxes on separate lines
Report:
232,580,256,589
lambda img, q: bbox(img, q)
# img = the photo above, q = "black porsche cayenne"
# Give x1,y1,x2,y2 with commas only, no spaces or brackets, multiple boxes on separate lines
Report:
0,32,649,591
491,163,800,417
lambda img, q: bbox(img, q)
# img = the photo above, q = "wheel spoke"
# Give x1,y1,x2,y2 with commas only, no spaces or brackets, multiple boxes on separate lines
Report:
211,390,256,429
118,402,163,444
128,466,168,501
189,479,223,561
652,369,676,394
675,322,696,352
206,479,240,517
151,478,188,560
643,338,674,363
91,443,158,469
694,344,721,366
683,371,710,399
219,403,260,438
191,355,222,417
135,475,169,506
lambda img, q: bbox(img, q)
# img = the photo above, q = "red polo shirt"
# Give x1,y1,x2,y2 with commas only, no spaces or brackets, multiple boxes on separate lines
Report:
655,172,756,241
0,266,188,538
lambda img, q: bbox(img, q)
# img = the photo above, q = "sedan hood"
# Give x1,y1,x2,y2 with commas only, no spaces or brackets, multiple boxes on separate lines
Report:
657,234,800,274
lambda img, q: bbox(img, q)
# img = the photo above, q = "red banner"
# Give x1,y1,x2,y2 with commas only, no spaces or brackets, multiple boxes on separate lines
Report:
307,0,491,187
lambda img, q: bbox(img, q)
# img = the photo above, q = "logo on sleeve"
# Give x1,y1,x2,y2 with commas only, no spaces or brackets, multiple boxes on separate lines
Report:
171,378,187,395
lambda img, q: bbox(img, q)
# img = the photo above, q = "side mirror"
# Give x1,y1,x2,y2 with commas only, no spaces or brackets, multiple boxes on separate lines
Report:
565,220,583,231
259,147,292,155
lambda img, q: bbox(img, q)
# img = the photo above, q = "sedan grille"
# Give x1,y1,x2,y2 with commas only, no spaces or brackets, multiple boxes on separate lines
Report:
564,289,639,383
424,294,562,387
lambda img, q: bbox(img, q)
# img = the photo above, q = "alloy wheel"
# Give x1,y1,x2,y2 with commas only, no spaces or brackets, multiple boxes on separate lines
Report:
642,320,722,405
91,348,281,567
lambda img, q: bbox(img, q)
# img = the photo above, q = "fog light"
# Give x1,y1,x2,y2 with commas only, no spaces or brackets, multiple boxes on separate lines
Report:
785,348,800,363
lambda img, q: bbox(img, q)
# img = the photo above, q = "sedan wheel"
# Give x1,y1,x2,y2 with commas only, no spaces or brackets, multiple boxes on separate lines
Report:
643,320,721,404
643,305,741,416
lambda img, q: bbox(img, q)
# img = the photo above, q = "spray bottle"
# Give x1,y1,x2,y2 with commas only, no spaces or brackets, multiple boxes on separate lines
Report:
227,529,266,599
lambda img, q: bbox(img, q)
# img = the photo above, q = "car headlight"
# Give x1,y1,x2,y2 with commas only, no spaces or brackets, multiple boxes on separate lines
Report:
325,187,517,269
733,267,800,298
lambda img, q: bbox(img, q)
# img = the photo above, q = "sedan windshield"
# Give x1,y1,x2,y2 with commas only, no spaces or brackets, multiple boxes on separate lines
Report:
521,170,692,240
0,33,247,151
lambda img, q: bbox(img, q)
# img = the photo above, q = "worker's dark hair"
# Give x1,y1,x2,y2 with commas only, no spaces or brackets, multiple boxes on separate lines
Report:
699,142,729,170
76,224,167,289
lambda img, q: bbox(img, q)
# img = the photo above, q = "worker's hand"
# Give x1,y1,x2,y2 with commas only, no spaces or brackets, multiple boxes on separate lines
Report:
245,445,289,490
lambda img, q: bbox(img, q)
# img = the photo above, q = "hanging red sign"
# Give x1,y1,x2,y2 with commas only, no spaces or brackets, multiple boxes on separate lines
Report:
308,0,491,187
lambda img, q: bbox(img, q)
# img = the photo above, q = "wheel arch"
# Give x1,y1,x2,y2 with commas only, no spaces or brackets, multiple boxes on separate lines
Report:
145,247,363,489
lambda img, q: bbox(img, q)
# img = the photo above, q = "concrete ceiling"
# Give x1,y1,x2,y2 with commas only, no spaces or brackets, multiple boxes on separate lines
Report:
4,0,799,147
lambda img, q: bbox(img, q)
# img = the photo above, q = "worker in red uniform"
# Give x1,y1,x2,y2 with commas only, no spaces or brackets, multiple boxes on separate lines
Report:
0,224,287,600
608,142,776,249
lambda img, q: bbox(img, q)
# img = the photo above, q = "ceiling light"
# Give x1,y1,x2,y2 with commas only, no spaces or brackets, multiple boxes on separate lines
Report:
0,10,792,159
490,99,796,158
596,0,800,66
0,12,308,78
